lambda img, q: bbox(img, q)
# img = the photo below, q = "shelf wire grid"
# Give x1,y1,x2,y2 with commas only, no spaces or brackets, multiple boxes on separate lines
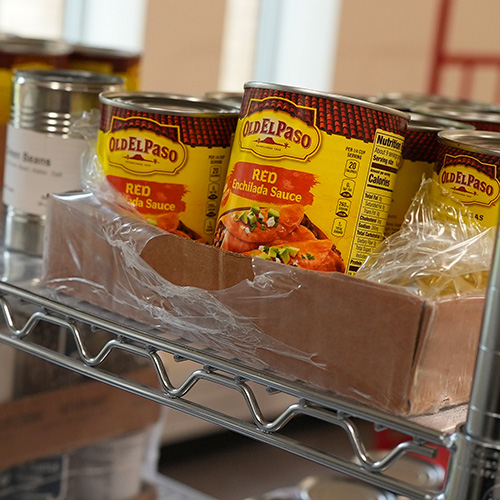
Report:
0,281,453,500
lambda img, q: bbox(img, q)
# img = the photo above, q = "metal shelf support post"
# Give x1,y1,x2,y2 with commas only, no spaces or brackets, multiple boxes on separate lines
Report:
443,224,500,499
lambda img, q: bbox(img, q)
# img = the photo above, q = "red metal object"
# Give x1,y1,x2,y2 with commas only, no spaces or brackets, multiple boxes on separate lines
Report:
428,0,500,101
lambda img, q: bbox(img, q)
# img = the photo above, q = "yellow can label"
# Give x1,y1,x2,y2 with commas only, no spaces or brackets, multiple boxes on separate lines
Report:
98,101,238,243
432,152,500,227
215,88,408,275
384,158,434,237
0,68,13,124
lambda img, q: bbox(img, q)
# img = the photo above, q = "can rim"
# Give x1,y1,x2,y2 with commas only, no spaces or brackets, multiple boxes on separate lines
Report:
438,129,500,157
13,69,125,89
0,35,72,56
243,81,410,121
377,91,494,108
99,90,240,116
297,475,396,500
412,104,500,123
408,112,475,132
70,44,141,59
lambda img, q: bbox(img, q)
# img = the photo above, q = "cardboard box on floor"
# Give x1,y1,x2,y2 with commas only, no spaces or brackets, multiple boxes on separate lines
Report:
42,192,485,417
0,366,160,470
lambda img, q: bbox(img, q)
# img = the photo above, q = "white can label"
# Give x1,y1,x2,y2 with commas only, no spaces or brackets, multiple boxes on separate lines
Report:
3,125,88,216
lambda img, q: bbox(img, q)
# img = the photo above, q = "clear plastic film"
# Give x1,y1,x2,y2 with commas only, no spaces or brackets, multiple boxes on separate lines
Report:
42,190,323,371
41,111,323,370
38,112,487,415
356,177,495,299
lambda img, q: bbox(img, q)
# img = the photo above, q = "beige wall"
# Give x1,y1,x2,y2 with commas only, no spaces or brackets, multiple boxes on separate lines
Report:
334,0,500,103
333,0,439,98
140,0,226,96
140,0,500,104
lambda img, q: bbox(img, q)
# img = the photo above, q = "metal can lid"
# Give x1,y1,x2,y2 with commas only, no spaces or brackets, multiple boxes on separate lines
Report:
377,92,500,112
70,44,141,60
243,486,300,500
438,129,500,157
298,476,396,500
0,35,72,56
99,90,240,117
412,103,500,124
243,81,410,122
13,68,125,91
204,91,243,109
408,112,475,133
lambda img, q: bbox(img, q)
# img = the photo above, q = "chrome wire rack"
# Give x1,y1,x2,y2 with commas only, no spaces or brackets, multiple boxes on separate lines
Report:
0,274,462,500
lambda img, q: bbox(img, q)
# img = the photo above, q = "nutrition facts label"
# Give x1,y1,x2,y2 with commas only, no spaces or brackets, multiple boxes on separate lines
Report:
205,154,226,235
347,130,403,275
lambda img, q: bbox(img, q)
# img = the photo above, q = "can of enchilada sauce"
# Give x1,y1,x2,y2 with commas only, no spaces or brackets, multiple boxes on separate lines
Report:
214,82,409,275
431,129,500,228
97,92,239,244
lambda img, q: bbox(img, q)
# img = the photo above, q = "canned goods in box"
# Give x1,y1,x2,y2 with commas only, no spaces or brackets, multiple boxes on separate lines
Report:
97,91,239,244
69,44,141,91
384,113,475,236
2,69,125,255
214,82,409,275
432,129,500,228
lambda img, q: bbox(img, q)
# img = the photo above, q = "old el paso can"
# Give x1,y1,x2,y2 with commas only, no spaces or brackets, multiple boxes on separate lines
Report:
97,91,239,243
384,113,475,237
214,82,409,275
432,129,500,228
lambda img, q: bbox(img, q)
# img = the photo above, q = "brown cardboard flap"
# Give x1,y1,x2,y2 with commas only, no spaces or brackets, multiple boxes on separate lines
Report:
140,232,254,290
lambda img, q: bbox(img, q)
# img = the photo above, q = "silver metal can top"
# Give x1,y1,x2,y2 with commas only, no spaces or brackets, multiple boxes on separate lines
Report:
377,92,500,113
204,91,243,109
10,69,125,135
13,68,125,93
298,476,396,500
437,129,500,158
412,103,500,125
0,35,71,57
70,44,141,60
408,112,475,133
99,91,240,117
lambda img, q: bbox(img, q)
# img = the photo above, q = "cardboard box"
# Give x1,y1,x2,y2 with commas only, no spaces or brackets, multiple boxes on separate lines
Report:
0,366,160,470
43,192,485,416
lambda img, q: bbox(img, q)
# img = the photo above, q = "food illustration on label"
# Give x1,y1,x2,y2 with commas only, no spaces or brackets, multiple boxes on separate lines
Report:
214,84,409,274
98,95,238,244
214,204,346,273
151,212,202,240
